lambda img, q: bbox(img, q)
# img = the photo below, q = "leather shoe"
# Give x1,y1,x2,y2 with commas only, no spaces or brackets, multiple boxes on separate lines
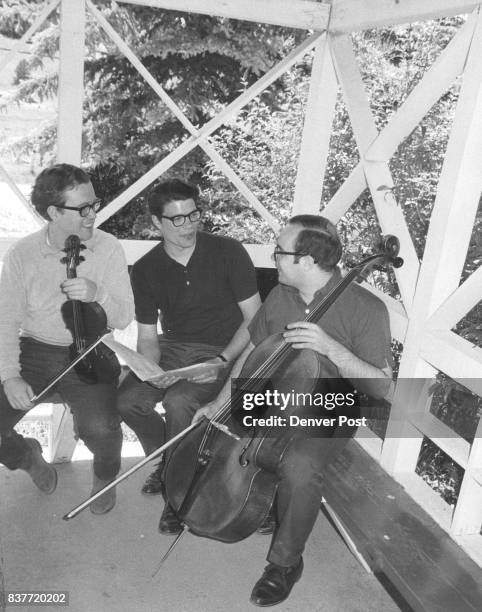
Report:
250,558,303,606
158,503,182,535
22,438,57,494
141,461,164,495
257,509,277,535
89,475,116,515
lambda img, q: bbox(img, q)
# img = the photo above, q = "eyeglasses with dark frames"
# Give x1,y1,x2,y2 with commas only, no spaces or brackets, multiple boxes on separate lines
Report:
54,198,102,218
271,245,308,261
160,208,202,227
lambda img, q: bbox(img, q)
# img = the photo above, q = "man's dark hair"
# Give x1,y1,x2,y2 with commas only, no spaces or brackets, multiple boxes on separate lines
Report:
31,163,91,221
148,179,199,218
289,214,342,272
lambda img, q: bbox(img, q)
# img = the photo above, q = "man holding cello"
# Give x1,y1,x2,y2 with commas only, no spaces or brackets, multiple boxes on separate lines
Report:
193,215,393,606
0,163,134,514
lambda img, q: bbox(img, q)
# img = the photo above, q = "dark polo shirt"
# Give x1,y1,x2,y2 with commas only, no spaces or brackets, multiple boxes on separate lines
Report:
131,231,258,346
249,268,392,371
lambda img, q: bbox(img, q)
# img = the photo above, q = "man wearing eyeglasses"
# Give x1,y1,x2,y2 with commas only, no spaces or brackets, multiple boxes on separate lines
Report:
193,215,392,606
118,179,261,530
0,163,134,514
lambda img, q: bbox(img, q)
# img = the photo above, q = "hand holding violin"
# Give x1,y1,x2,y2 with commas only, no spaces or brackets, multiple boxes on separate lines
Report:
61,277,97,302
3,376,34,411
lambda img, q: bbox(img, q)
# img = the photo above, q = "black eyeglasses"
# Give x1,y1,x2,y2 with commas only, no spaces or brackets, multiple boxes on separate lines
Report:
160,208,202,227
271,246,307,261
54,199,102,218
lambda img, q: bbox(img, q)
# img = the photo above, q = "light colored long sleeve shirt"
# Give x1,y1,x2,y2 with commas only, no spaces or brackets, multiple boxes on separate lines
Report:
0,226,134,381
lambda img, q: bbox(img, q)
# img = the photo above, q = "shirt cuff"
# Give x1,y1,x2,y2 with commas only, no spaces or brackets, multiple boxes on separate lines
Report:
1,367,21,383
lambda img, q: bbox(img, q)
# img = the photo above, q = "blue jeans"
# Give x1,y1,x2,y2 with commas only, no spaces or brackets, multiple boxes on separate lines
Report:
0,337,122,480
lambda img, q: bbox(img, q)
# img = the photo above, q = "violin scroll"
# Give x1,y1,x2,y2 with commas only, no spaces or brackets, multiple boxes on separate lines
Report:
61,234,86,270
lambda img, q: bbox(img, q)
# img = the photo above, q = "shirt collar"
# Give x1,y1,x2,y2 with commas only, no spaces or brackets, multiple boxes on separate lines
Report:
160,230,204,268
40,225,96,257
312,267,342,301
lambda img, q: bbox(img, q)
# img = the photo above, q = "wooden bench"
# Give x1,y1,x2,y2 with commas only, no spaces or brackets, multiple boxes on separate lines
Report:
22,401,76,463
322,440,482,612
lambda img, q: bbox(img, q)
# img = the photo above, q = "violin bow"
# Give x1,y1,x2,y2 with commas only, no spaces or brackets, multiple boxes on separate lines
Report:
31,331,112,403
62,422,198,520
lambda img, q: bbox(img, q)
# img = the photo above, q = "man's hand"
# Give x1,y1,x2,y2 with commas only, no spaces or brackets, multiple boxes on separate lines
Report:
192,400,222,426
61,277,97,302
3,377,34,411
283,321,338,357
187,357,226,384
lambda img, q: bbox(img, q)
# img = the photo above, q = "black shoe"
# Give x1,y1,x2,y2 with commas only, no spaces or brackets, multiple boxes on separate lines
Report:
257,510,277,535
250,558,303,607
158,503,182,535
141,461,164,495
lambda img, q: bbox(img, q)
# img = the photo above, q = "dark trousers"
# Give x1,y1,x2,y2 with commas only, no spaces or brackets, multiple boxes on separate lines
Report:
117,339,230,456
0,337,122,480
267,434,351,567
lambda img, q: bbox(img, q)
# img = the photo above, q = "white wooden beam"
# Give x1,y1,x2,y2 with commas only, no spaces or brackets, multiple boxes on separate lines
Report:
358,281,408,342
451,474,482,535
0,0,60,76
0,165,43,227
57,0,86,164
121,239,275,268
119,0,329,31
420,330,482,397
331,0,481,32
322,165,367,223
380,10,482,475
293,34,338,216
428,264,482,331
91,3,321,225
451,416,482,534
88,0,280,232
323,15,476,221
367,14,478,161
330,34,420,312
393,5,482,381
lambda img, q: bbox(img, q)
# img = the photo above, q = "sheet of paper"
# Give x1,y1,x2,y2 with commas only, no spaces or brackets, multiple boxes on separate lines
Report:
102,333,224,382
145,361,224,381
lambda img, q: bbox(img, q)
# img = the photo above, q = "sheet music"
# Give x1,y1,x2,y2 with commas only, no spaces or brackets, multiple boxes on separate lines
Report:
102,333,225,384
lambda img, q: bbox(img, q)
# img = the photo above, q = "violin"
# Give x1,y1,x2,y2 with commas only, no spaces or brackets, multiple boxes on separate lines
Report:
61,234,120,385
162,236,403,542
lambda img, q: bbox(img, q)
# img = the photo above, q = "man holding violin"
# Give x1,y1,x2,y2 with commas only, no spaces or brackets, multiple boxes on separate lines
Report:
117,178,261,528
0,163,134,514
194,215,393,606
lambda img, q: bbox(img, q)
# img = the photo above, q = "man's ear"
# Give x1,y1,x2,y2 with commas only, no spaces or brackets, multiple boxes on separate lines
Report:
299,254,316,270
152,215,162,231
46,205,60,222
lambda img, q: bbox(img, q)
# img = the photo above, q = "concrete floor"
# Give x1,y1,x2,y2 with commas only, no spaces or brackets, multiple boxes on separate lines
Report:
1,449,401,612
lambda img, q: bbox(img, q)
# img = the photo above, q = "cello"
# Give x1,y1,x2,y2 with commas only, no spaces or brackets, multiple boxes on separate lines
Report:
162,235,403,544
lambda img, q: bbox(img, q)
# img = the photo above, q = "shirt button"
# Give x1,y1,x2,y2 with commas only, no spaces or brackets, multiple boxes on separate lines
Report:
305,308,310,314
186,281,190,286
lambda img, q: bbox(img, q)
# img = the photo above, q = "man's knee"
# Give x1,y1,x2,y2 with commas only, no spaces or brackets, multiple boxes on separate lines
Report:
76,413,121,444
162,382,207,431
117,375,162,419
279,455,324,491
